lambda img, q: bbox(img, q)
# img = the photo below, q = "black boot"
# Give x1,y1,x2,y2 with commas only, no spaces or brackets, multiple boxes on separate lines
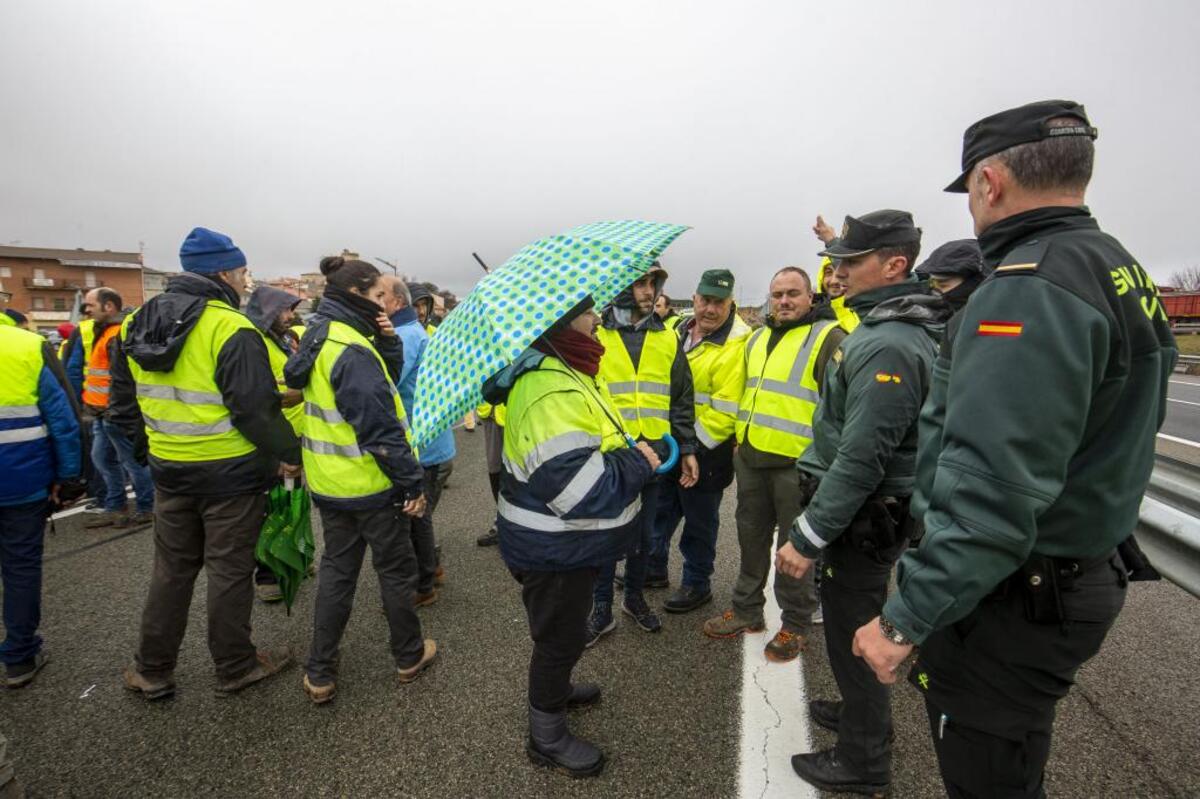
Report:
809,699,841,732
663,585,712,614
790,747,888,797
566,682,601,708
527,704,605,778
476,525,499,546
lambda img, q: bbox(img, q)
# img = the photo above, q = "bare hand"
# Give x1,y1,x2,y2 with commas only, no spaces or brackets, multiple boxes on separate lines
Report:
853,616,914,685
813,215,837,245
402,494,427,517
774,540,813,580
280,388,304,409
635,441,661,472
279,462,302,478
679,454,699,488
377,312,396,337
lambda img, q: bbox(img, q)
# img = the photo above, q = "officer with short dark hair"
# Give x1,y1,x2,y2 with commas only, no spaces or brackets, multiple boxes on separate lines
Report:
854,100,1178,798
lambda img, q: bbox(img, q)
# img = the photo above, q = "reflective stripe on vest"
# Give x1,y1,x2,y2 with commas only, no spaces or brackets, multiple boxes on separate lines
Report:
0,327,49,448
83,324,120,408
596,326,676,440
497,495,641,532
300,320,410,501
736,321,838,458
123,302,259,462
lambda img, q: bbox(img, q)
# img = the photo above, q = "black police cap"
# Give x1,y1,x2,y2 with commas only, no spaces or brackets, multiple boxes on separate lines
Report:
914,239,987,280
945,99,1097,193
818,210,921,260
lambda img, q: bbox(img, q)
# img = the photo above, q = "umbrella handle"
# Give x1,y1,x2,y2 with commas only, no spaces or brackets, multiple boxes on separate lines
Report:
625,434,679,475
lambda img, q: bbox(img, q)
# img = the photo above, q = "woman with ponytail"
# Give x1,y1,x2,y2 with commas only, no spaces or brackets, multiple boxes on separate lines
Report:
284,256,435,703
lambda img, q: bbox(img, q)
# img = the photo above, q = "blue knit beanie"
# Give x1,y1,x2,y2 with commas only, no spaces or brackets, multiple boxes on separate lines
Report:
179,227,247,274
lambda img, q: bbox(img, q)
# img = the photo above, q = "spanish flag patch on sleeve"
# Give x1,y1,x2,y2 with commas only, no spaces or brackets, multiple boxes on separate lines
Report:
976,320,1024,337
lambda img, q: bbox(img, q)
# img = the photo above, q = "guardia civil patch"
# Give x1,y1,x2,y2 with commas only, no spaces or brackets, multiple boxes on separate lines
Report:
976,320,1023,337
874,371,902,384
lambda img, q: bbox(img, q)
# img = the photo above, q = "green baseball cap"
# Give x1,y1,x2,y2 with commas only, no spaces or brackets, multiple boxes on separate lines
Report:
696,268,735,299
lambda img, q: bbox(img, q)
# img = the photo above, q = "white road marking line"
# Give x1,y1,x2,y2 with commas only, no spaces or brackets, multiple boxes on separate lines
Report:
1158,432,1200,448
738,559,817,799
52,491,136,520
1169,379,1200,388
1167,398,1200,407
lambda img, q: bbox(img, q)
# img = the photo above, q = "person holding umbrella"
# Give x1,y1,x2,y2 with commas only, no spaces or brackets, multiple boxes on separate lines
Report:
284,256,434,704
482,295,662,777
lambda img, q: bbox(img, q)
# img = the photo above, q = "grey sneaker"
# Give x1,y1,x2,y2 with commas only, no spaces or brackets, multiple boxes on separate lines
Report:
84,510,126,529
621,594,662,633
5,651,49,689
584,605,616,648
214,647,294,695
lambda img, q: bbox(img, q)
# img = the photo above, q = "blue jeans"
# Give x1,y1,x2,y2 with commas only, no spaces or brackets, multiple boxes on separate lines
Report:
594,480,660,608
650,482,723,592
92,418,154,513
0,500,48,666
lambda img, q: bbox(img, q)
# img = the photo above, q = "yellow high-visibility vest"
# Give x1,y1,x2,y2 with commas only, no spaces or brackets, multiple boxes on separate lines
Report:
597,325,677,440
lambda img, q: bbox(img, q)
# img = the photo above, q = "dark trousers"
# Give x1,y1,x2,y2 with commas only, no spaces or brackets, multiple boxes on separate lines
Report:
135,490,266,681
594,480,659,606
0,500,48,666
410,460,452,593
649,481,723,590
512,567,598,713
820,535,906,779
307,503,424,684
914,555,1127,798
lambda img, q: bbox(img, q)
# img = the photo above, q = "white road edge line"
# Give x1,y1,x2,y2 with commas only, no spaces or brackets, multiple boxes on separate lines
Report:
1166,398,1200,408
1157,432,1200,448
738,558,817,799
1168,379,1200,387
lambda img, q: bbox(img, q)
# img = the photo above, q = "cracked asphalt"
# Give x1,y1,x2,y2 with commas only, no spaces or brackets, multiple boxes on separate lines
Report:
3,428,1198,797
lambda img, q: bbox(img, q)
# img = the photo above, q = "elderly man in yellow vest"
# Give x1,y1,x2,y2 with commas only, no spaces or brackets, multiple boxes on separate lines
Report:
111,227,301,700
649,269,751,614
703,266,847,662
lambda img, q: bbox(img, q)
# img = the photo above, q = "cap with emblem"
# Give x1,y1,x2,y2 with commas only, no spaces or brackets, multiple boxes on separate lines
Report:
818,210,922,260
696,268,735,298
915,239,987,279
945,99,1097,193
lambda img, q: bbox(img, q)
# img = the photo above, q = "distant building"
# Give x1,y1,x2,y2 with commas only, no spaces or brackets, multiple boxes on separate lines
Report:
0,245,144,332
142,266,175,301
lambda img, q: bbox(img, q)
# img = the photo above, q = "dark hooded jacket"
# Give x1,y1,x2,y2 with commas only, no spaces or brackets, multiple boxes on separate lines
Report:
246,285,301,356
791,281,950,556
110,272,301,495
600,271,698,456
284,293,422,510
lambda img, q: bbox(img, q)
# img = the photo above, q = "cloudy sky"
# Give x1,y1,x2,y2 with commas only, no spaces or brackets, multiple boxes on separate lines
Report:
2,0,1195,303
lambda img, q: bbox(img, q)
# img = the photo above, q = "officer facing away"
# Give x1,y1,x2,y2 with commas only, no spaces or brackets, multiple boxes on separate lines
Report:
854,100,1177,798
777,210,949,795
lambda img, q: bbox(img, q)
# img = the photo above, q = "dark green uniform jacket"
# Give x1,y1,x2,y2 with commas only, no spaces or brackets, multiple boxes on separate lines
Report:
884,206,1177,644
791,281,948,557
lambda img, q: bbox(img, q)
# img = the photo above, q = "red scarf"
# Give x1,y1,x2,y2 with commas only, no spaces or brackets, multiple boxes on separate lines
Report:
533,327,606,376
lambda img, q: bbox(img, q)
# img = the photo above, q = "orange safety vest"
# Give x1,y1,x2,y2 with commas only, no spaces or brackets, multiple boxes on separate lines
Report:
83,323,121,409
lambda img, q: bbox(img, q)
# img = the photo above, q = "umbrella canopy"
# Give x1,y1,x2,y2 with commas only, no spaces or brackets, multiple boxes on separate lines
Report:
411,220,689,448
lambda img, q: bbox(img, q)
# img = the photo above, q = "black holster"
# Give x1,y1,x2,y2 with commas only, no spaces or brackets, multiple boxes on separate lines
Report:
846,495,913,563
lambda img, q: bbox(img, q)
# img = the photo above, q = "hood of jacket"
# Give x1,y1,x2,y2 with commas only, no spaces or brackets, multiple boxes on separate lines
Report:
481,349,547,406
608,267,667,320
407,282,434,319
601,301,667,333
245,286,299,336
856,281,951,334
283,293,379,390
124,272,239,373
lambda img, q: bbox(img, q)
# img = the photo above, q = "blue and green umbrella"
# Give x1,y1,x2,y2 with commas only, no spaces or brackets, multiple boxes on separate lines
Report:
411,220,689,449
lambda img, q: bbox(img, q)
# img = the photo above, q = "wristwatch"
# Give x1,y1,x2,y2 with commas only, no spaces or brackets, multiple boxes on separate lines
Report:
879,616,913,647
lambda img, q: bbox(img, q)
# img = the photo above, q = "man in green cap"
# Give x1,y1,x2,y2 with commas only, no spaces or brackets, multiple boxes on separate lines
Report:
776,209,949,795
650,270,752,613
853,100,1177,797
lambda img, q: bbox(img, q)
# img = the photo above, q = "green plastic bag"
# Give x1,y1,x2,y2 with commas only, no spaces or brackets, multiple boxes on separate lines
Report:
256,480,315,612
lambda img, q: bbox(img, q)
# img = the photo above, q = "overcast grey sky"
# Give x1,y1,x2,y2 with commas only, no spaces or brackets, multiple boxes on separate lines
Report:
2,0,1196,302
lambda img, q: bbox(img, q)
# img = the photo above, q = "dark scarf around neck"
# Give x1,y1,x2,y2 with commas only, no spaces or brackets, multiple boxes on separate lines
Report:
533,327,606,377
323,284,383,337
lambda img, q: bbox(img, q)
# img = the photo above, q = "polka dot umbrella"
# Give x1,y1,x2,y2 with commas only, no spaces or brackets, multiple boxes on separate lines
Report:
411,220,689,448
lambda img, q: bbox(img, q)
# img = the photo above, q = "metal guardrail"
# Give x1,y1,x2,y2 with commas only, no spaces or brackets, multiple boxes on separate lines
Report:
1138,454,1200,598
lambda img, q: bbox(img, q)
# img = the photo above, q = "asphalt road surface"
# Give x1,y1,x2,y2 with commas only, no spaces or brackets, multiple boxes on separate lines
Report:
1163,374,1200,445
4,428,1198,797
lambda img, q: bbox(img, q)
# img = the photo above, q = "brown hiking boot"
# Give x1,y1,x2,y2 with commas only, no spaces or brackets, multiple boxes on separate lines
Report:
414,588,438,608
703,609,766,639
214,647,294,695
434,565,446,587
113,510,154,529
764,628,806,662
396,639,437,683
84,510,126,529
302,673,336,705
122,665,176,700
